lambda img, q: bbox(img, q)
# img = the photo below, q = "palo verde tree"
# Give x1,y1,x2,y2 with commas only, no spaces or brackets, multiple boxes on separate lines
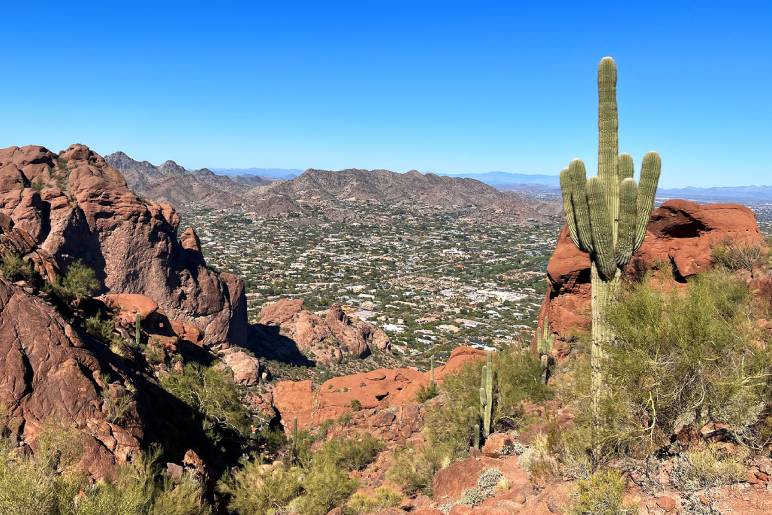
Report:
559,57,661,458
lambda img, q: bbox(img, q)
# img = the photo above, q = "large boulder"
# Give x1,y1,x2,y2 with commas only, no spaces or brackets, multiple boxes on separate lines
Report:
535,200,763,353
254,299,390,365
0,144,247,346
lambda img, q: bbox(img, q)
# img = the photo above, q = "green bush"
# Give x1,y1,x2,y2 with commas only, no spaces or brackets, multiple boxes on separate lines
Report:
316,434,384,471
160,364,251,441
0,252,33,281
670,444,748,491
219,460,303,514
293,460,358,515
0,430,210,515
494,348,552,427
386,443,447,496
712,239,763,272
415,381,439,402
570,469,635,515
605,271,770,449
344,487,401,514
85,315,117,344
59,260,100,301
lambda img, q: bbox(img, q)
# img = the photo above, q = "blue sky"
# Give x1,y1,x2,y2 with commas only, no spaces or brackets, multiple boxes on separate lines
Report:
1,1,769,187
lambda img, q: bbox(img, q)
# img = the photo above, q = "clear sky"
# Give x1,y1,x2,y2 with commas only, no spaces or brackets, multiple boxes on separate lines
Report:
1,1,769,187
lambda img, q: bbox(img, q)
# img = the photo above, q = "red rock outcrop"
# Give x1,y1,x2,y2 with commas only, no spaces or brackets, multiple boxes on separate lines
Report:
0,277,143,477
272,346,487,442
0,144,247,346
254,299,391,365
535,200,763,352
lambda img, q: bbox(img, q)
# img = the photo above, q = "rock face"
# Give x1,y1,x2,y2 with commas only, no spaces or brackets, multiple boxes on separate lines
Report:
253,299,391,365
0,276,143,477
535,200,763,353
0,144,247,347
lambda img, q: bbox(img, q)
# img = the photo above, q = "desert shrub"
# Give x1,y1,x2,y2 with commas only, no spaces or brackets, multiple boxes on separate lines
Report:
350,399,362,411
99,377,134,424
670,444,748,491
344,486,401,514
712,239,763,272
494,348,552,427
293,459,358,515
415,381,439,402
605,271,771,449
0,430,210,515
150,478,209,515
519,433,561,485
316,433,384,471
160,363,251,441
386,443,447,496
423,359,485,460
569,469,635,515
57,260,100,301
85,315,117,344
219,459,303,514
0,252,33,280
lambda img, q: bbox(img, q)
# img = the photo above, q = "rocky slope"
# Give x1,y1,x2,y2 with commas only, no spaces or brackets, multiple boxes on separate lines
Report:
246,168,560,220
105,151,270,208
534,199,764,356
0,144,247,346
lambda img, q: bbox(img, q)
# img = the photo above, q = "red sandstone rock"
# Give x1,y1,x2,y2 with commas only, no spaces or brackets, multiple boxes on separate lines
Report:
100,293,158,324
256,298,390,365
0,277,142,477
220,348,260,385
0,144,247,347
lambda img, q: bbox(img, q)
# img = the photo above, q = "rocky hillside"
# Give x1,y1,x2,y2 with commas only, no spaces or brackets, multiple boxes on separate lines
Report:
247,168,559,220
0,144,247,346
105,151,270,208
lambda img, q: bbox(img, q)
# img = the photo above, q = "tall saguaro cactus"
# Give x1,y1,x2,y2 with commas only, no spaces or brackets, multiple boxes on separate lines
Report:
559,57,661,453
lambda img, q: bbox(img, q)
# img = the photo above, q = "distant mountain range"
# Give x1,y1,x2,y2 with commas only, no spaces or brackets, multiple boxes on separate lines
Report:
105,152,272,208
245,168,559,220
212,167,301,180
107,152,557,220
442,171,772,203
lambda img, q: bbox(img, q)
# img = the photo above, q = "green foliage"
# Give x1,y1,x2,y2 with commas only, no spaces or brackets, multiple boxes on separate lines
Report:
316,434,384,471
160,363,251,441
415,381,439,402
0,429,210,515
386,443,447,496
712,239,763,272
0,252,33,281
293,459,358,515
494,348,552,427
350,399,362,411
605,271,771,447
84,315,117,344
344,486,401,514
50,260,100,303
99,376,133,424
670,444,749,491
569,469,635,515
219,460,303,515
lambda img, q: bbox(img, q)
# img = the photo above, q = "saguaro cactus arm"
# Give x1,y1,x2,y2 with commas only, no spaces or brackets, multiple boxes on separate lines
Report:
635,152,662,249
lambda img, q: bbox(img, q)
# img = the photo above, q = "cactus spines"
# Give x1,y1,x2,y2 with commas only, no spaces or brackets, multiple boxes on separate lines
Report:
479,353,494,438
135,313,142,347
558,57,661,461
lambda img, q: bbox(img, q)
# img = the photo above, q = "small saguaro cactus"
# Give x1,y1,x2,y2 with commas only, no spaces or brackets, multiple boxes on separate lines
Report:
559,56,662,457
429,354,435,385
479,352,494,438
135,313,142,347
536,316,555,384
